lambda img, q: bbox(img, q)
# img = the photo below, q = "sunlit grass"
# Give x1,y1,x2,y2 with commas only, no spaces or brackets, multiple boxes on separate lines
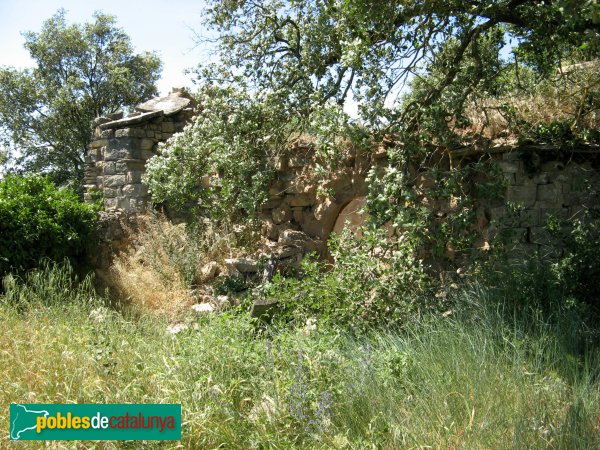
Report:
1,264,598,448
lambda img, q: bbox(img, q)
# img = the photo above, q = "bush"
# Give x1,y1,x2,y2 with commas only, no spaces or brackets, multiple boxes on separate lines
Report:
263,227,433,330
549,210,600,310
0,174,98,277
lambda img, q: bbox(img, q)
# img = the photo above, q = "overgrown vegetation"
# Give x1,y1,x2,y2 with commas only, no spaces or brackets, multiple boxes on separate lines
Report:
0,174,98,279
1,263,598,448
1,1,599,447
106,213,259,316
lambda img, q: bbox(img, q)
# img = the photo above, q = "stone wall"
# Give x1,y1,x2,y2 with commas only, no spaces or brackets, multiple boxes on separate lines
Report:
484,145,600,257
84,92,599,267
254,142,600,266
84,89,195,213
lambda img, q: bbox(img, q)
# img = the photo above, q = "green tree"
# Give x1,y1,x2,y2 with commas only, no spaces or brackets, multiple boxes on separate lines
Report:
199,0,598,131
0,9,162,187
150,0,599,213
0,175,98,278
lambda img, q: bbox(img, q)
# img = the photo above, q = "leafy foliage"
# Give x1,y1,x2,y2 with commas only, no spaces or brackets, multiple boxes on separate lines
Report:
152,0,599,240
0,10,162,187
0,175,98,278
263,227,431,330
549,211,600,309
145,85,282,222
200,0,599,133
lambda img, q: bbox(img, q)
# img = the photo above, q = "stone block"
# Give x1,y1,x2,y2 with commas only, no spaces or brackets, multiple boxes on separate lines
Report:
288,193,314,207
115,161,129,173
224,258,258,274
89,139,108,149
503,172,516,185
104,197,118,209
100,129,114,139
103,187,119,197
122,184,148,197
533,172,549,185
103,162,117,175
314,197,340,222
103,175,127,187
127,170,144,184
162,132,173,140
261,198,283,211
162,121,175,133
502,151,521,161
129,198,146,211
506,185,536,207
139,138,155,151
272,205,292,224
140,149,156,160
125,159,146,171
292,207,304,223
302,215,327,239
201,261,220,279
497,160,520,173
115,128,146,138
262,221,282,241
518,208,540,227
104,148,133,161
536,183,562,203
541,161,565,172
515,172,535,186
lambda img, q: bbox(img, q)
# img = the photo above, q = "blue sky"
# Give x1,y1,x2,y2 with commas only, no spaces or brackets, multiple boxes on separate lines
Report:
0,0,215,95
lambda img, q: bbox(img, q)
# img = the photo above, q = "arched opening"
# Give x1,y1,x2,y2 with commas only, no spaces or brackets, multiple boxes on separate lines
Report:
332,196,367,238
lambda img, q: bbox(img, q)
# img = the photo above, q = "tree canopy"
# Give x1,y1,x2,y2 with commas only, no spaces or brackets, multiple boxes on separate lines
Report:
146,0,599,223
200,0,599,131
0,10,162,187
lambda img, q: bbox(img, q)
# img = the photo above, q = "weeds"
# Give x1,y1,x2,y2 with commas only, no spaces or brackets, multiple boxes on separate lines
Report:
105,213,259,317
1,264,598,448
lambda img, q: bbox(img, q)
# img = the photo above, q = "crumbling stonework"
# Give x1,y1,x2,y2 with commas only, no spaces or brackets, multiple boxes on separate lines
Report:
84,89,196,213
84,91,599,267
480,144,600,257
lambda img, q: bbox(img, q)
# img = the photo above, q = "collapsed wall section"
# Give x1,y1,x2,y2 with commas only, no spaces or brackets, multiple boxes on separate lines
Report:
83,89,195,213
83,90,599,269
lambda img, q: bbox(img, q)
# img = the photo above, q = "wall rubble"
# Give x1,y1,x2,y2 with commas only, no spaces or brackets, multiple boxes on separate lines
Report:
84,92,599,267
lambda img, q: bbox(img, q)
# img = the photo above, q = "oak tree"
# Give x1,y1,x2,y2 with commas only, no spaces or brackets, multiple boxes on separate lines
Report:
0,10,162,186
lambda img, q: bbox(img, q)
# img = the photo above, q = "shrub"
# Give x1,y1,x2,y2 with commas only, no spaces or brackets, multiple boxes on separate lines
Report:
0,175,98,278
263,227,433,330
549,210,600,310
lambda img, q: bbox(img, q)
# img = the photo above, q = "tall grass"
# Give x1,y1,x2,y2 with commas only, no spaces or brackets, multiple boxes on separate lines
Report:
1,263,598,448
105,213,260,317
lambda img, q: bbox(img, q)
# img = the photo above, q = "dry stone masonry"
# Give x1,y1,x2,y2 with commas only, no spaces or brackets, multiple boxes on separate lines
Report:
84,91,599,267
84,89,196,213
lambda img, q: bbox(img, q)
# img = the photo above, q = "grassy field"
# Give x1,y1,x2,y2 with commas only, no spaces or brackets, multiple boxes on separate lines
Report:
1,264,599,449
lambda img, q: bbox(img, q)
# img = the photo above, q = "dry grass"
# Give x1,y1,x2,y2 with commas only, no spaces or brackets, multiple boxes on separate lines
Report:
105,213,258,318
463,63,600,142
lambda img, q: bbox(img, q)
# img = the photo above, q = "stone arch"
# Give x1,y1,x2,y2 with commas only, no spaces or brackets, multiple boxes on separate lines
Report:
332,196,367,238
